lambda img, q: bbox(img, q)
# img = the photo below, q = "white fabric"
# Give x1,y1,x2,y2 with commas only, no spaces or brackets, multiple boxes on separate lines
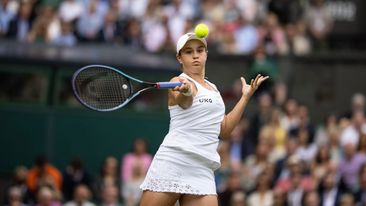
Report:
140,73,225,194
340,124,366,146
323,188,337,206
162,73,225,168
247,191,273,206
58,0,84,22
64,201,96,206
140,146,217,195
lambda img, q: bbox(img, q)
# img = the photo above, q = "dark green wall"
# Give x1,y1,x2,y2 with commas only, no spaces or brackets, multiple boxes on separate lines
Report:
0,106,169,175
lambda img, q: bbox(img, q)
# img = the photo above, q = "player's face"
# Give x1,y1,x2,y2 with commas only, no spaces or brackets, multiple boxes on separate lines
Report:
177,40,207,72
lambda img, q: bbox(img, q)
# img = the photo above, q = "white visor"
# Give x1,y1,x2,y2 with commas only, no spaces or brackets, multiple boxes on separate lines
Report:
176,32,207,54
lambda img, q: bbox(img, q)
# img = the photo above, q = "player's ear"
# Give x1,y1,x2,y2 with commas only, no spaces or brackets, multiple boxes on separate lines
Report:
176,53,182,64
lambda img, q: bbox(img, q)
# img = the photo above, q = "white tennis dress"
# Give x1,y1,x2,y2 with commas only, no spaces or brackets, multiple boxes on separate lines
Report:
140,73,225,195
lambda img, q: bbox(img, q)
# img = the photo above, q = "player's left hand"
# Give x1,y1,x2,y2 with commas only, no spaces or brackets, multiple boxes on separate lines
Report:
241,74,269,98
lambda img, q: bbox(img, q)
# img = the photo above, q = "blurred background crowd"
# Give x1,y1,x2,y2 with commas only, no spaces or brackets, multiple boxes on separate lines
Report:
0,0,339,55
2,88,366,206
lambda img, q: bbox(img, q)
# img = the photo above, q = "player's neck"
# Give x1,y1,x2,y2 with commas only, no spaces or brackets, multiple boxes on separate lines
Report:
184,69,205,84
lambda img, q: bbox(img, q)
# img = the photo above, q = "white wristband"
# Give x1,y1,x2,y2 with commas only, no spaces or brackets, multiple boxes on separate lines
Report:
182,90,192,96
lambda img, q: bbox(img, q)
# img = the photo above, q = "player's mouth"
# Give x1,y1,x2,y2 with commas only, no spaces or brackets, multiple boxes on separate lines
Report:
192,61,200,65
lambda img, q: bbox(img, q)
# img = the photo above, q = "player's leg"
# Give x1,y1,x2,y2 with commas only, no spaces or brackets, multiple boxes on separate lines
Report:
179,194,218,206
139,191,181,206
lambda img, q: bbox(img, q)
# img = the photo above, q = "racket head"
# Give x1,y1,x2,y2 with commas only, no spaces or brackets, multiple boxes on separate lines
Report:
72,65,147,111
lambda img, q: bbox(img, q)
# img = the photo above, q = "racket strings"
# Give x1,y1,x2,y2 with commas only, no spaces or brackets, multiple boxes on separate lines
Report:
74,67,131,110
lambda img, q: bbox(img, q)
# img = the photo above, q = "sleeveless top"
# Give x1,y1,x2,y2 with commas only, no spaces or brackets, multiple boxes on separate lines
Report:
161,73,225,170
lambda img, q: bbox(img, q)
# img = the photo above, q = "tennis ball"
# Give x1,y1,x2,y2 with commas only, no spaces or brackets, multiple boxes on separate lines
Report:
122,84,128,89
194,23,209,38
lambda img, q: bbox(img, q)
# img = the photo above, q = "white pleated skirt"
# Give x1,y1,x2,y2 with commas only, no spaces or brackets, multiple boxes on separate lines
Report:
140,146,218,195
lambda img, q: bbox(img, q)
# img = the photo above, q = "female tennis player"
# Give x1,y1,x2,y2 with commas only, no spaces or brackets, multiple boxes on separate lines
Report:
139,32,269,206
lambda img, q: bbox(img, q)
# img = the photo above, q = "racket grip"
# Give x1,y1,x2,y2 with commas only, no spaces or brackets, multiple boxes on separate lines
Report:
156,82,182,89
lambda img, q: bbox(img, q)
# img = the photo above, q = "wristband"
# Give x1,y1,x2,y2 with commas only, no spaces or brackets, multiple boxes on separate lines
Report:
182,90,192,96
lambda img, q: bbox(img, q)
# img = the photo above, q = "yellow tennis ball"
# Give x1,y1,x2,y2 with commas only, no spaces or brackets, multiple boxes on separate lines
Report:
194,23,209,38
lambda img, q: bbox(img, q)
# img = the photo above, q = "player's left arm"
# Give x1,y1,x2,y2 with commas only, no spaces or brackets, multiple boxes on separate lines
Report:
220,74,269,140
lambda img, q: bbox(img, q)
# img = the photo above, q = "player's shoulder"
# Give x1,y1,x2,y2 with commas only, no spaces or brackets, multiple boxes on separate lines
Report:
170,76,180,82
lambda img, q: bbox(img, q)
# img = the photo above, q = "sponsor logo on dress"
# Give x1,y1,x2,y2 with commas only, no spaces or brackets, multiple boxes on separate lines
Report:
199,98,213,103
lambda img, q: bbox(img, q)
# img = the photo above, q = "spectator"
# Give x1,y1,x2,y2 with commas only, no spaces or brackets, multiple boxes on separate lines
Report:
3,166,30,205
229,121,247,166
298,105,316,141
58,0,83,23
327,124,342,164
121,138,152,182
276,155,316,194
64,184,95,206
76,0,104,42
27,6,60,43
318,172,343,206
5,0,34,41
218,171,244,206
218,23,238,54
26,156,62,200
310,144,336,182
247,92,273,152
200,0,224,23
215,141,232,193
163,0,189,45
94,156,120,201
122,18,143,49
286,21,312,56
241,141,271,191
273,81,288,109
262,13,289,55
268,0,303,25
280,98,300,132
141,0,166,52
248,46,279,92
100,184,122,206
355,164,366,205
302,190,320,206
342,93,366,120
62,158,93,202
247,171,274,206
338,143,366,191
235,0,259,23
122,164,144,206
339,193,355,206
97,9,120,43
0,0,18,35
52,20,77,46
5,186,28,206
295,126,317,165
234,15,258,54
34,186,61,206
272,187,288,206
274,137,299,181
118,0,149,20
260,109,287,163
304,0,333,50
340,110,366,148
230,190,246,206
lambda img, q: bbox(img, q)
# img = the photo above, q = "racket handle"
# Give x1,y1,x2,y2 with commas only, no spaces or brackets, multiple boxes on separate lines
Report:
156,82,182,89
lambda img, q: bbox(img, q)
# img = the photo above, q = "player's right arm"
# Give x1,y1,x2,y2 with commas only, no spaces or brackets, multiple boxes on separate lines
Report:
168,76,196,109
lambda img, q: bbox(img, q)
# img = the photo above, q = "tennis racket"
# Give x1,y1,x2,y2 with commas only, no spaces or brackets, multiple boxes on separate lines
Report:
72,64,182,111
